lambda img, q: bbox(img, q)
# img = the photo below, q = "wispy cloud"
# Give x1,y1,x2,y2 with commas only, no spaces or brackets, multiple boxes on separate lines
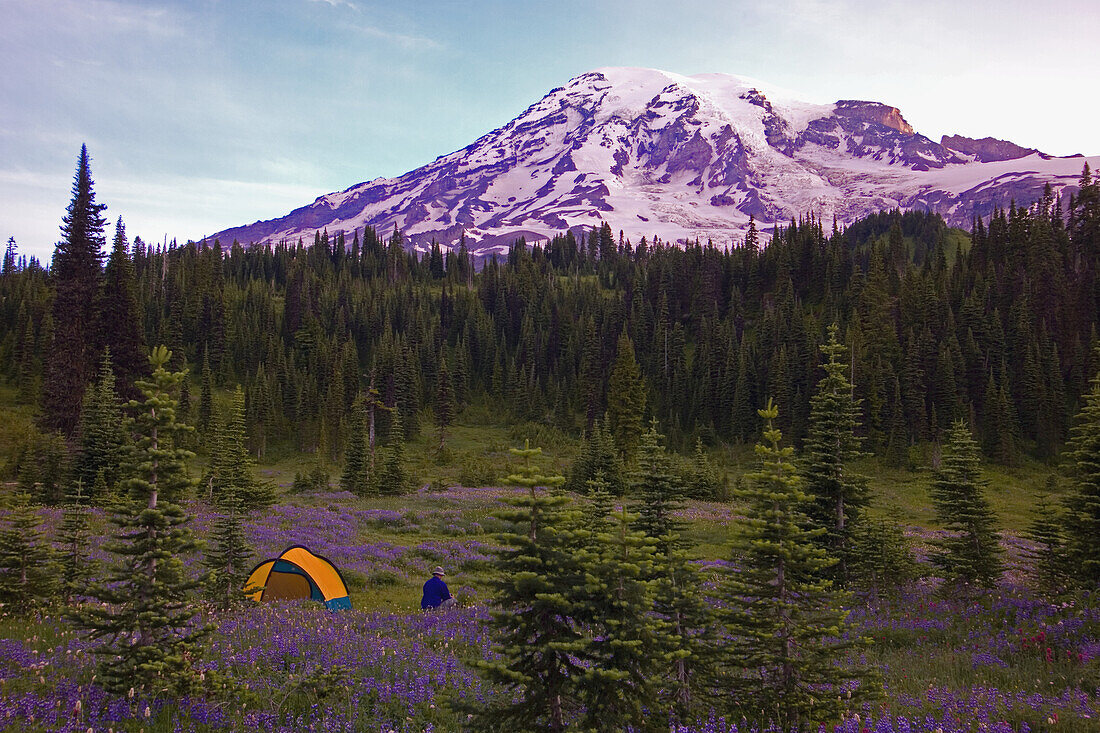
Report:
306,0,360,10
298,0,438,49
1,0,183,40
346,21,440,50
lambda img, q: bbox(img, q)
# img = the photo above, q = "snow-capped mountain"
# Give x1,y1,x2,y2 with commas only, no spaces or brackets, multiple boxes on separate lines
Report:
211,67,1099,255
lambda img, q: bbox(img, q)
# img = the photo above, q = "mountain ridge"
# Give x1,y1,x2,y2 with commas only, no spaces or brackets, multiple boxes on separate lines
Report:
211,67,1098,255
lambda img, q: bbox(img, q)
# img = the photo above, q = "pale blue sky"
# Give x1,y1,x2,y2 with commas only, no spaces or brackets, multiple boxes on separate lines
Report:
2,0,1098,260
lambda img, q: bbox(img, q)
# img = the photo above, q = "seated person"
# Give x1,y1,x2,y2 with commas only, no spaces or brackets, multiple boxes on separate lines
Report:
421,566,455,610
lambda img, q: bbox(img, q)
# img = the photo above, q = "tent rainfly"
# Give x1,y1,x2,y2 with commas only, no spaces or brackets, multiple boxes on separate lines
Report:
245,545,352,611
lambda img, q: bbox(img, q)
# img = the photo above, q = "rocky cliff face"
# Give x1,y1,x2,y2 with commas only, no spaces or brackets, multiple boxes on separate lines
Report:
212,67,1097,256
834,100,915,135
940,134,1043,162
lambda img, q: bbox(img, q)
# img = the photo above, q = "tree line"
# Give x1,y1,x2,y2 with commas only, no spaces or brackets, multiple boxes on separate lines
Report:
5,153,1100,491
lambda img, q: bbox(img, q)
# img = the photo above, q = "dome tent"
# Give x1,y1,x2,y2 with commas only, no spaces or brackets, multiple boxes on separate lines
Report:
245,545,352,611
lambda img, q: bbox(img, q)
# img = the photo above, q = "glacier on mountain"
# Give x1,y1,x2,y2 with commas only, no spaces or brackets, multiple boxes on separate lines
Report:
212,67,1099,254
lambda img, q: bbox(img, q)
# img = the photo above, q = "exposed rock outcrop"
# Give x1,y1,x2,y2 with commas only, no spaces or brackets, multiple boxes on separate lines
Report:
833,101,915,135
941,134,1042,162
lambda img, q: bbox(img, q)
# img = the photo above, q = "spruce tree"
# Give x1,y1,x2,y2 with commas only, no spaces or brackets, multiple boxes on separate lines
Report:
928,419,1003,588
576,505,667,732
0,492,56,611
883,377,909,469
1063,357,1100,587
198,348,214,440
606,331,647,462
631,419,684,554
685,437,722,499
436,352,455,453
57,480,95,605
720,399,876,731
340,394,371,495
97,217,146,397
396,344,420,439
16,314,39,404
376,407,408,496
469,442,578,732
1024,482,1070,595
41,144,107,436
564,418,624,495
72,346,205,695
730,341,756,443
75,349,126,496
802,325,869,584
206,385,275,510
203,481,254,611
847,514,917,599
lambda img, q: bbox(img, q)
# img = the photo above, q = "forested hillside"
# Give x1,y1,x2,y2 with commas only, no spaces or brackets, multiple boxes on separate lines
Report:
4,161,1100,487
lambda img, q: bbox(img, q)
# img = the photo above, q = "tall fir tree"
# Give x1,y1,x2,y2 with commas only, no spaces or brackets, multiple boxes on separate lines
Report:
606,331,647,462
2,235,15,274
376,407,408,496
363,374,391,468
436,352,455,452
198,348,214,439
340,393,372,495
630,419,685,554
928,419,1003,588
802,324,869,584
628,420,719,721
1063,352,1100,588
41,144,107,436
730,339,757,443
651,537,721,725
396,344,420,439
72,346,205,695
206,386,275,510
97,217,146,397
720,399,876,731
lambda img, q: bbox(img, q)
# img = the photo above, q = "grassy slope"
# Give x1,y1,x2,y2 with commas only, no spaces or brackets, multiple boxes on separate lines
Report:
2,379,1059,537
0,374,1062,611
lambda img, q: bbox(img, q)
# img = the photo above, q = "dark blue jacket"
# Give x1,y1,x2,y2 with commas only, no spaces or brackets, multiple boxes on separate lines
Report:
421,576,451,609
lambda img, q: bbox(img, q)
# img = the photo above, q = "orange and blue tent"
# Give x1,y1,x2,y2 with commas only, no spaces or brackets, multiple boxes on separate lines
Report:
245,545,352,611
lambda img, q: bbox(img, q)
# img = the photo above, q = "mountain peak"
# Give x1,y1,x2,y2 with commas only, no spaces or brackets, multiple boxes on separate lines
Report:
211,69,1097,255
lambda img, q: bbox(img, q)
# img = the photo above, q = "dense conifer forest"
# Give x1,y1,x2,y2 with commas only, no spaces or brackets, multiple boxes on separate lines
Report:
4,160,1100,476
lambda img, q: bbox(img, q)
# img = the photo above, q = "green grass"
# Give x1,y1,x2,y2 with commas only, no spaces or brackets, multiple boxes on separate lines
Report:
0,375,1067,539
